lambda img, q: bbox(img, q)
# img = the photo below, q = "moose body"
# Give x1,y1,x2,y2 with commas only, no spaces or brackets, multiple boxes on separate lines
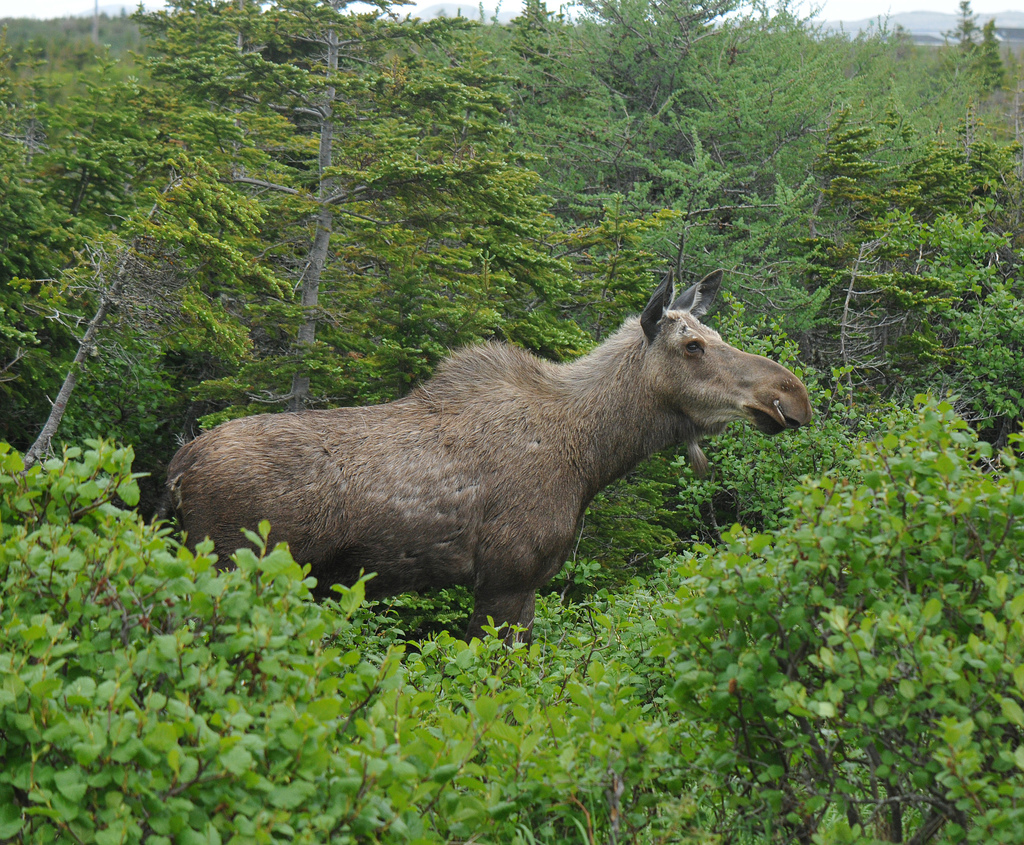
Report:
167,272,812,640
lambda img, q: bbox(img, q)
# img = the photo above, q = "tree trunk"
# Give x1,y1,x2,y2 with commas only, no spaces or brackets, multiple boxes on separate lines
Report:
23,259,128,469
288,28,337,412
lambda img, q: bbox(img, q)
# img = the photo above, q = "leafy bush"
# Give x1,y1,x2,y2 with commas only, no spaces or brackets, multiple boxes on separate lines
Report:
954,279,1024,445
659,399,1024,844
0,441,392,843
14,404,1019,845
0,440,704,844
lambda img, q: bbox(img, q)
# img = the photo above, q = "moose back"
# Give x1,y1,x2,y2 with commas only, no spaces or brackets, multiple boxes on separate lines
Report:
166,271,812,641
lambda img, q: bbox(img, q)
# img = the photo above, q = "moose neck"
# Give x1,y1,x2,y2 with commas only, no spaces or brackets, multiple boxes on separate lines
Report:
557,319,691,498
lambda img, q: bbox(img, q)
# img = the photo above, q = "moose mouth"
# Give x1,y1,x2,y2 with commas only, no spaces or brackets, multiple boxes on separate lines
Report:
747,400,804,435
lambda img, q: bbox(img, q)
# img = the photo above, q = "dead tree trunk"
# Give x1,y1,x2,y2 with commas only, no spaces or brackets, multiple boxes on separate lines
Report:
23,258,129,468
288,27,338,412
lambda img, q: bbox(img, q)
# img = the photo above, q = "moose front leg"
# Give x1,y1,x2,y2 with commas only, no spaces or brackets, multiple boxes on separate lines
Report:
466,589,536,644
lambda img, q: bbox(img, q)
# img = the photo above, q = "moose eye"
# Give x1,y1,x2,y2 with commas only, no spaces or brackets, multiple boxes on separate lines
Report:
685,340,703,355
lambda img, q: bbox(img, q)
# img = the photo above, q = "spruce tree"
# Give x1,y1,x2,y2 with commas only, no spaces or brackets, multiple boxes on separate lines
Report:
976,19,1006,93
948,0,979,49
140,0,578,422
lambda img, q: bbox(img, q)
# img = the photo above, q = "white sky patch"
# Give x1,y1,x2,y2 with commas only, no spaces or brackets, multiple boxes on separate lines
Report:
1,0,1022,34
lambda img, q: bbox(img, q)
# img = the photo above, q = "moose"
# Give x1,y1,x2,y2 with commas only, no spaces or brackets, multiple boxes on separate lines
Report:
166,270,812,641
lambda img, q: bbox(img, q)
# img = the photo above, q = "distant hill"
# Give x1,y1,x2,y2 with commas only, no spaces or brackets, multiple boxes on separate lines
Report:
69,1,513,22
0,8,147,67
48,2,1024,44
407,3,518,23
816,9,1024,45
69,1,164,16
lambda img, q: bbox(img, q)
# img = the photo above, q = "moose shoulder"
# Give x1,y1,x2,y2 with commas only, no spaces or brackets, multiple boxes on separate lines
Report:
166,271,812,641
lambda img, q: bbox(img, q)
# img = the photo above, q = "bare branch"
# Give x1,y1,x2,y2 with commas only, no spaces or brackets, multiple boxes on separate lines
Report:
0,348,26,383
232,175,302,195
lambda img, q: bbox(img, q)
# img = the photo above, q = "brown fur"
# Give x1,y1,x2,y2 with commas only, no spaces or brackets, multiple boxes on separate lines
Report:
166,273,812,641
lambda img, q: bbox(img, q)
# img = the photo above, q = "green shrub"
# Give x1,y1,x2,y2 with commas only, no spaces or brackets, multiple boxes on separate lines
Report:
0,439,706,844
27,410,1020,845
0,440,398,844
659,399,1024,843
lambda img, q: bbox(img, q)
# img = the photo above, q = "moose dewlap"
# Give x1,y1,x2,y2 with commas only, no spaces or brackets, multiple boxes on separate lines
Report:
166,271,812,641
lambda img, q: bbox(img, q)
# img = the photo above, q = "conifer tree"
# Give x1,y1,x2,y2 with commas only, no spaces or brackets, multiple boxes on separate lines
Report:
976,19,1006,93
140,0,577,424
807,103,1023,435
948,0,979,49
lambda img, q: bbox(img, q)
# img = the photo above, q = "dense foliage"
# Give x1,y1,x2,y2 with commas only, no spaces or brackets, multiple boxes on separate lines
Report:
2,0,1024,840
0,441,699,843
3,406,1023,843
664,401,1024,843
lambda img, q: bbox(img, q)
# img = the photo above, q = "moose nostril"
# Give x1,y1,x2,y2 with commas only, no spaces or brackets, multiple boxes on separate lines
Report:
774,398,803,429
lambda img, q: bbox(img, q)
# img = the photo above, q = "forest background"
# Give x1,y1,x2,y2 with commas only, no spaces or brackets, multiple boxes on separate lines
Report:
2,0,1024,842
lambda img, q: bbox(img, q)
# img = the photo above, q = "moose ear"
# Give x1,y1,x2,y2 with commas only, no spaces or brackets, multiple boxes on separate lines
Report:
640,271,676,343
670,269,724,319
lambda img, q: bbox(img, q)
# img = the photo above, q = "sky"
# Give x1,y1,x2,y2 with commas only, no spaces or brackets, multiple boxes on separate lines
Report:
1,0,1022,26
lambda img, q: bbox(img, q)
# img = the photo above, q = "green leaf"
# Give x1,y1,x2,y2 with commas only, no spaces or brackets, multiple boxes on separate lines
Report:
1001,697,1024,728
53,768,88,802
116,479,140,507
922,597,942,623
96,825,128,845
218,744,253,776
432,763,461,784
269,780,315,809
145,722,179,753
0,794,24,838
259,546,299,578
474,696,498,723
306,698,341,722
